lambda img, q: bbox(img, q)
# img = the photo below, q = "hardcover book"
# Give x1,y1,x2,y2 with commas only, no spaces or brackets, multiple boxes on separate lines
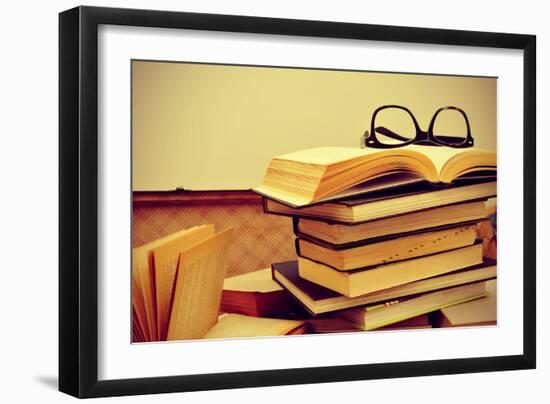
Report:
295,223,479,270
262,180,495,223
337,281,488,331
297,243,484,297
254,145,496,207
271,260,496,315
293,200,488,245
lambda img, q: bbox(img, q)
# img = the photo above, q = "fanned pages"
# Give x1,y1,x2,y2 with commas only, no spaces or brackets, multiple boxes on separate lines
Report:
132,226,202,341
131,276,151,341
254,145,496,207
166,228,234,341
153,225,215,340
131,226,235,342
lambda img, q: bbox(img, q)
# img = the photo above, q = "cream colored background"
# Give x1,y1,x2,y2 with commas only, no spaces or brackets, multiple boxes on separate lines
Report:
132,60,496,191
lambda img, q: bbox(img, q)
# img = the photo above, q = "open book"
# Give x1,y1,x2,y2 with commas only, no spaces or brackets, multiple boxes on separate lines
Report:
132,225,234,342
254,145,496,207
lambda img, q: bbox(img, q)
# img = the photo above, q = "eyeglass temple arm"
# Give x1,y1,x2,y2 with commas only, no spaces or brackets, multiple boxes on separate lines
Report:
377,126,468,143
375,126,413,142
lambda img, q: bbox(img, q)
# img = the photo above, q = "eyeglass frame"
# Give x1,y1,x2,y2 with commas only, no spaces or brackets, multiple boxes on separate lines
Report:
362,105,474,149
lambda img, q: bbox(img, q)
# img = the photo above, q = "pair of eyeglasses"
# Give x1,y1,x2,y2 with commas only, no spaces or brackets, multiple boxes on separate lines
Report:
362,105,474,149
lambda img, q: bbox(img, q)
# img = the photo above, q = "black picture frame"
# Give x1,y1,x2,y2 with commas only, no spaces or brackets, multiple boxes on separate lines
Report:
59,5,536,398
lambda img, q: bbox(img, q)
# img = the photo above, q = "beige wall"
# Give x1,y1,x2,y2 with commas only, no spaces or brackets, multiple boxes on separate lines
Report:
132,61,496,191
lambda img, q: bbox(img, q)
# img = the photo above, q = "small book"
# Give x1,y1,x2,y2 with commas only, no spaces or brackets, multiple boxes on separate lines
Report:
294,200,488,245
271,260,496,315
220,268,301,317
263,181,495,224
337,281,488,331
203,313,308,339
253,145,496,207
132,226,235,342
298,243,483,297
296,223,478,271
434,279,497,327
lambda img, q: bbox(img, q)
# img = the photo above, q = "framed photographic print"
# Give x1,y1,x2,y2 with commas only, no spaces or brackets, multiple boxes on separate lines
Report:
59,6,536,398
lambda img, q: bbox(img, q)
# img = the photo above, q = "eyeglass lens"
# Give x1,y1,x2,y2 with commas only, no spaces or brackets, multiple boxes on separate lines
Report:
431,108,468,145
373,107,417,145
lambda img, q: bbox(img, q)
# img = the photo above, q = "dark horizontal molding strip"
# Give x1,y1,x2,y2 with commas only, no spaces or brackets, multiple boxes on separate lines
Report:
86,355,533,398
83,6,533,50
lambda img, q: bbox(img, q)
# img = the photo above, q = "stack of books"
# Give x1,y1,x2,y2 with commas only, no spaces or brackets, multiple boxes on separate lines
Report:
250,145,497,331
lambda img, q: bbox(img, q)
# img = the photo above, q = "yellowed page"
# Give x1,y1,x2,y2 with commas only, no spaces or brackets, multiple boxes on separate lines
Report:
153,224,216,340
132,248,158,341
407,145,496,182
166,228,234,341
204,314,305,339
407,145,470,176
276,146,384,166
131,275,150,341
254,146,436,206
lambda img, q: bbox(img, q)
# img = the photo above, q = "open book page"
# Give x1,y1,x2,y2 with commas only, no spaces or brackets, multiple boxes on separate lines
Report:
131,276,150,341
166,228,234,341
406,145,496,181
133,227,204,341
276,146,380,166
152,225,216,340
132,248,158,341
406,145,469,176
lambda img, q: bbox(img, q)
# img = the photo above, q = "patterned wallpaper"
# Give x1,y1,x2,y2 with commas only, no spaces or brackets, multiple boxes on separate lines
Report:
132,191,297,277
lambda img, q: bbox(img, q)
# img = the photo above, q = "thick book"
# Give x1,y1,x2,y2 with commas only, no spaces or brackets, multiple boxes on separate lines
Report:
220,268,301,317
296,223,478,270
263,181,496,224
203,313,308,339
337,281,488,331
271,260,496,315
132,226,234,342
434,279,497,327
298,243,483,297
294,200,488,245
253,145,496,207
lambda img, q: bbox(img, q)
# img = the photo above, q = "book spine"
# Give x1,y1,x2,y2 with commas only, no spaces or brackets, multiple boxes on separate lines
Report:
271,269,320,318
294,237,302,256
292,217,300,236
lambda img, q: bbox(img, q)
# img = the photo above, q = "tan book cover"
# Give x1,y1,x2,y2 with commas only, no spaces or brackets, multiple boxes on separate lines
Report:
438,279,497,327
